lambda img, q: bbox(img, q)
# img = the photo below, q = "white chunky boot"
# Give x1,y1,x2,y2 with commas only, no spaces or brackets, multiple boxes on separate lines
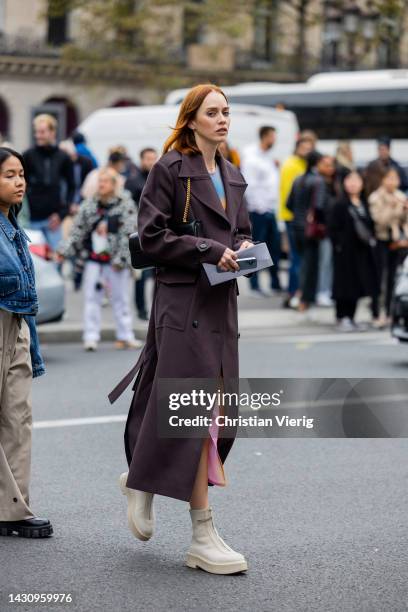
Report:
119,473,155,541
186,507,248,574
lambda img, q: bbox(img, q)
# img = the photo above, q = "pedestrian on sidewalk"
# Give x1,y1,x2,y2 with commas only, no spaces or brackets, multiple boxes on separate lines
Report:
287,152,334,311
0,147,53,538
72,131,98,169
328,170,377,332
58,167,142,352
279,136,315,308
316,156,340,308
80,150,126,201
109,84,252,575
364,136,408,198
23,114,75,253
368,167,408,328
125,148,158,321
59,139,94,291
241,125,281,297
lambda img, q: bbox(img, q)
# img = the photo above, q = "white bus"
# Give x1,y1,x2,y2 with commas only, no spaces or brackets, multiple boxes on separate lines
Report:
166,70,408,166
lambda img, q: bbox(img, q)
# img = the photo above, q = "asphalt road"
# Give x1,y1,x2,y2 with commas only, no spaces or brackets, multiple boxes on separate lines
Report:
1,337,408,612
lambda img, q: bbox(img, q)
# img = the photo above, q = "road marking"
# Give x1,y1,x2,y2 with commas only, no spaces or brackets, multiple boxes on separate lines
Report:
296,342,311,350
34,415,127,429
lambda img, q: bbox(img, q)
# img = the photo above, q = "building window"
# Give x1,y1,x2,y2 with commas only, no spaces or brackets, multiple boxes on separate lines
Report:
377,39,399,69
0,0,4,34
183,0,203,48
0,97,9,141
47,2,68,46
253,1,277,62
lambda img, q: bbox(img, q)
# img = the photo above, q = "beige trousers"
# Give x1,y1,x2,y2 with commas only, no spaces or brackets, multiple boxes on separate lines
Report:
0,309,34,521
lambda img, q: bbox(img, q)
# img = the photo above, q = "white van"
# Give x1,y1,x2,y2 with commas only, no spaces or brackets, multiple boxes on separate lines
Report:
77,104,299,166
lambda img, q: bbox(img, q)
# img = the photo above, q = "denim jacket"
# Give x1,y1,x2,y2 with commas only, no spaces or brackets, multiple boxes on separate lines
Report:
0,210,45,378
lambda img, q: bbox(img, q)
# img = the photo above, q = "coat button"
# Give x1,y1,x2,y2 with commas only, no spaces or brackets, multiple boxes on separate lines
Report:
192,320,199,328
197,242,209,252
13,497,18,503
237,332,240,339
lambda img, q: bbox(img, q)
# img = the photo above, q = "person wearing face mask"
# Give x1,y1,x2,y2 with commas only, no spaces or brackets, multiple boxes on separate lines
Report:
0,147,53,538
109,84,252,575
368,167,408,328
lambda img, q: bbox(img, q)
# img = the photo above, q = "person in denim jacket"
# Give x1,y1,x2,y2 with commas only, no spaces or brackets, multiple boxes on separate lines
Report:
0,147,53,538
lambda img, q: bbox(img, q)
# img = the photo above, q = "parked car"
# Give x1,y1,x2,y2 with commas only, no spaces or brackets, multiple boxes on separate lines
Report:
25,228,65,324
391,256,408,342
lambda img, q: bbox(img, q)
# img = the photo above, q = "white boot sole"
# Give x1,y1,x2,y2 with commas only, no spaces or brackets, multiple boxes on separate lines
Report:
119,474,152,541
185,553,248,574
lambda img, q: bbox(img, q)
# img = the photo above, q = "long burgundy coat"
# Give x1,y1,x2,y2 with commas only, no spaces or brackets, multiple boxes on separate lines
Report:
109,149,252,502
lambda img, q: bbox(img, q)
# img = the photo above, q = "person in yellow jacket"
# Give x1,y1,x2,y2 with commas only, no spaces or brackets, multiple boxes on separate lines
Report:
279,137,314,306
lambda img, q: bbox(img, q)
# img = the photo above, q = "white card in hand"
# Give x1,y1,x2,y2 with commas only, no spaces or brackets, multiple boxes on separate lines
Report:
202,242,273,286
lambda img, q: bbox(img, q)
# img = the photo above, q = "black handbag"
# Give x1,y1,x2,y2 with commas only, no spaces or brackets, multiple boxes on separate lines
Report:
129,177,203,270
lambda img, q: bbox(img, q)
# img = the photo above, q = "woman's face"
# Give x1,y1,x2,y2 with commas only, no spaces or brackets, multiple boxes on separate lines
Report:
0,156,26,211
344,172,363,196
382,169,400,192
189,90,230,146
98,172,116,198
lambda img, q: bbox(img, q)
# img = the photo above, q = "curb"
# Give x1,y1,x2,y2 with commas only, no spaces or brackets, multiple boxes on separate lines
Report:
38,325,149,344
37,322,338,344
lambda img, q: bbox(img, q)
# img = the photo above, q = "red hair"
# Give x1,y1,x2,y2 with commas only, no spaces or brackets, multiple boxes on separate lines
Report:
163,83,228,155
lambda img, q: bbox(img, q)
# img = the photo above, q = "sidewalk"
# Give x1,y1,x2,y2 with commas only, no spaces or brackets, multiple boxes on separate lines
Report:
37,271,372,344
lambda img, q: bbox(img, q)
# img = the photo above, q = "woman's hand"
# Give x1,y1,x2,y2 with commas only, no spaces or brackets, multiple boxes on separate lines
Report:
217,247,239,272
237,240,253,251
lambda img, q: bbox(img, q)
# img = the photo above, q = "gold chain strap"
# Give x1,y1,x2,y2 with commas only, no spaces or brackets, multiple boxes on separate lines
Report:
182,177,191,223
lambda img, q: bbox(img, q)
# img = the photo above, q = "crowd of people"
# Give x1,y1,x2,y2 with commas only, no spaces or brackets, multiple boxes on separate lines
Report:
5,111,408,348
241,129,408,332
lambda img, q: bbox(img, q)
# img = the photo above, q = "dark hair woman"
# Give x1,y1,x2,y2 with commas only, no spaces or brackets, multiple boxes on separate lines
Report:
0,147,53,537
328,170,377,332
109,84,252,574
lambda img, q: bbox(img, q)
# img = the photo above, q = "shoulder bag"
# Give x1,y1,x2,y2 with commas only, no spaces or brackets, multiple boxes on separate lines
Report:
304,179,327,241
129,177,203,269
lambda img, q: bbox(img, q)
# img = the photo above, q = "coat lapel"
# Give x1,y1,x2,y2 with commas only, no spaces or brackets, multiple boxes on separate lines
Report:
178,152,246,227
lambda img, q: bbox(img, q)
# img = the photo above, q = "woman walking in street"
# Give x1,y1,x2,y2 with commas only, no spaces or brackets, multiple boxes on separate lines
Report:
0,147,53,538
109,84,252,574
329,171,377,332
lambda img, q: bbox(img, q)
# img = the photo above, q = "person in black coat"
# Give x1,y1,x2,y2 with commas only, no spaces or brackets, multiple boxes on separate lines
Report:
328,170,377,332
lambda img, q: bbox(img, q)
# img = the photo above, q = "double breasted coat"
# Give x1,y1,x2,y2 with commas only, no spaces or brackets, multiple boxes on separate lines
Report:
109,149,252,502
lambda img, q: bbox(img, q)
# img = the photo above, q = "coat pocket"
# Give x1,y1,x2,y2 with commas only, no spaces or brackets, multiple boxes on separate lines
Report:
0,274,20,296
155,281,197,331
